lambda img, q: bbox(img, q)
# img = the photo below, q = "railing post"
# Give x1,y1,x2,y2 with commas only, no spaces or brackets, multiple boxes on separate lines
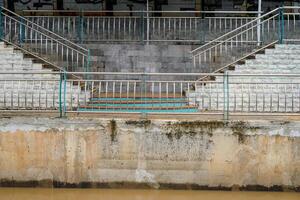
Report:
86,49,91,79
63,71,67,117
19,17,25,44
146,5,150,45
77,10,84,44
279,8,285,44
0,7,3,39
257,0,262,46
223,71,229,121
141,73,148,119
140,11,145,44
59,71,67,118
59,72,63,117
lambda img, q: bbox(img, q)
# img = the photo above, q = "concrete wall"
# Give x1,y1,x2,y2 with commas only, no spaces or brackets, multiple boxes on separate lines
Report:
0,117,299,191
87,44,196,73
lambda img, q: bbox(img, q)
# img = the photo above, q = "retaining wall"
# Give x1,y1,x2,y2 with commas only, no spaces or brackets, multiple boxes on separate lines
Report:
0,117,299,191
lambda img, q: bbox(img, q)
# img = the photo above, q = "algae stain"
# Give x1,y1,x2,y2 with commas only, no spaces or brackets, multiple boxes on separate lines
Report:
125,120,151,128
229,121,259,144
164,121,225,140
109,120,117,142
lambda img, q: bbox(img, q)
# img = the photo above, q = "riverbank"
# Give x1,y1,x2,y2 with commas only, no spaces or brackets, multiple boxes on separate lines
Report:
0,117,299,191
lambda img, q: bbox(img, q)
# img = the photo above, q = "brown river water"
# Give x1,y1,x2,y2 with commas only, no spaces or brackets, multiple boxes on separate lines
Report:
0,188,299,200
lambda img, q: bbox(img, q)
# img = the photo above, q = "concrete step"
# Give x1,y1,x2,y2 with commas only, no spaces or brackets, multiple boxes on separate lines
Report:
265,49,300,55
0,74,60,79
255,54,300,60
234,69,300,74
0,64,44,71
246,59,300,65
0,48,15,53
215,77,300,83
275,44,300,50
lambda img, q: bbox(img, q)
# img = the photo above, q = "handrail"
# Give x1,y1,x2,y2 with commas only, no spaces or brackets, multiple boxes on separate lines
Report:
191,7,280,54
2,15,87,56
2,71,300,77
189,6,300,73
0,7,91,72
22,10,262,14
197,41,279,81
1,6,87,52
2,38,83,80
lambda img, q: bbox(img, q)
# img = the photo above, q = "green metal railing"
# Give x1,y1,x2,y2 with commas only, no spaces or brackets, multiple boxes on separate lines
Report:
23,10,259,43
191,6,300,72
0,6,91,72
2,72,300,120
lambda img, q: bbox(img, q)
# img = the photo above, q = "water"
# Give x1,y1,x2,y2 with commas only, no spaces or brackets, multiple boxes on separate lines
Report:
0,188,298,200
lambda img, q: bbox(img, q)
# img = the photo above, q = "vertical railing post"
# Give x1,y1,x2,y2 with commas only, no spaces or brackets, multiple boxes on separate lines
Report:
77,10,84,43
63,71,67,117
59,72,63,117
86,49,91,79
223,71,229,121
140,11,145,44
19,17,25,44
141,73,147,119
59,71,67,118
0,7,3,40
146,1,150,45
257,0,262,46
279,8,285,44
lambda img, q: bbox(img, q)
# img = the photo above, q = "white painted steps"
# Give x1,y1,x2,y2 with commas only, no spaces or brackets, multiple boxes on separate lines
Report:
190,44,300,113
0,42,89,109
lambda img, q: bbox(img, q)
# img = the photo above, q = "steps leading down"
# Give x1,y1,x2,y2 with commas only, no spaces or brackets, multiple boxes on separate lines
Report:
0,42,89,110
79,93,198,113
189,44,300,113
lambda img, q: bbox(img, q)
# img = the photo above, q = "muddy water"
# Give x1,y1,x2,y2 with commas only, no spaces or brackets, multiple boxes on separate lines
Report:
0,188,299,200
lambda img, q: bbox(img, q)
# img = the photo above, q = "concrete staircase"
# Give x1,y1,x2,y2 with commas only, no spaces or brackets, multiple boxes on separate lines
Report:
0,42,89,110
189,44,300,113
79,95,198,113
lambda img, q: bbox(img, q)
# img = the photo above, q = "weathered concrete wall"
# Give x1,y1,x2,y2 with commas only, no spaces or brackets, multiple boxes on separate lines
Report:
0,117,299,191
86,44,196,74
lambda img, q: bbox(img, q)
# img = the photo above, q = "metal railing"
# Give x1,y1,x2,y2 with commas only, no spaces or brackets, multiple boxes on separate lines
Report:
22,10,258,43
1,72,300,119
0,7,90,72
191,7,300,72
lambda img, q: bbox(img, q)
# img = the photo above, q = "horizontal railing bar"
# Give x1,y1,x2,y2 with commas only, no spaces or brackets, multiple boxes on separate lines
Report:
1,80,299,84
22,10,263,14
0,79,60,81
282,6,300,9
25,16,257,20
2,72,300,77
